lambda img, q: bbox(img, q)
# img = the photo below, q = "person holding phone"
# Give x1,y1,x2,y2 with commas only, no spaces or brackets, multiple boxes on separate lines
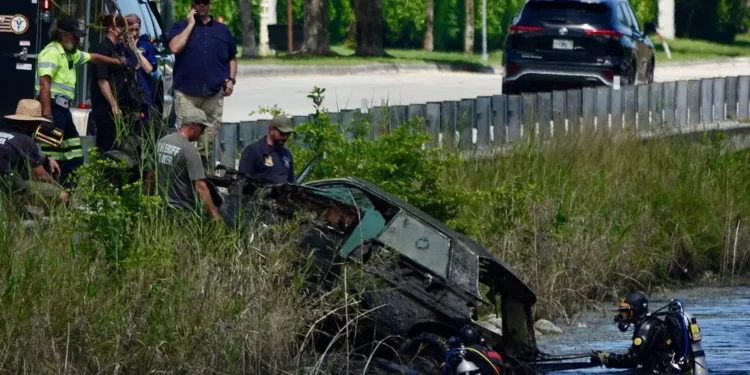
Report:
165,0,238,171
124,14,158,125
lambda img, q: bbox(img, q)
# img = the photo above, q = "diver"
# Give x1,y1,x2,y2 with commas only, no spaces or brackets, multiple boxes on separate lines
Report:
590,291,709,374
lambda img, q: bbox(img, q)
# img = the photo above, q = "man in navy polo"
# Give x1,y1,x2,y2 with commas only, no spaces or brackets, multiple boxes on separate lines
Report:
166,0,237,165
238,115,295,184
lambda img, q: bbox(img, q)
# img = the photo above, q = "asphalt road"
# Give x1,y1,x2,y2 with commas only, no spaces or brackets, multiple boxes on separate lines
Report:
225,59,750,122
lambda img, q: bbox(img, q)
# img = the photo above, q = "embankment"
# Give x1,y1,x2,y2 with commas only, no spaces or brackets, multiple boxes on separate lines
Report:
2,120,750,372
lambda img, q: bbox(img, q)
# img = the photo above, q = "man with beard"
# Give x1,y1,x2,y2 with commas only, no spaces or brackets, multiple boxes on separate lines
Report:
238,115,295,184
35,15,125,187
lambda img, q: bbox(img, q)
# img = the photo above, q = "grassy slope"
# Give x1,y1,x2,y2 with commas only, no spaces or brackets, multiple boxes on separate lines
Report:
2,125,750,371
237,34,750,66
444,132,750,318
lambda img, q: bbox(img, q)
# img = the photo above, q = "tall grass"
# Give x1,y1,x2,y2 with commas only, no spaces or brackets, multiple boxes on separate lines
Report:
446,131,750,320
0,166,384,374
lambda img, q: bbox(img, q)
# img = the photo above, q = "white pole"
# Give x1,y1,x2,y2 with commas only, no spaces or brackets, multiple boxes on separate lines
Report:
481,0,487,63
658,0,675,40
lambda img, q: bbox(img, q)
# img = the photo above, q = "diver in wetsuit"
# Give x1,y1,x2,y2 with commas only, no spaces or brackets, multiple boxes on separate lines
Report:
590,291,709,374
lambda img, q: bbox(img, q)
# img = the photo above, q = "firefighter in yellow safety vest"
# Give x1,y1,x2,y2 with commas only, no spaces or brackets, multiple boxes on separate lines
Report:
35,15,125,187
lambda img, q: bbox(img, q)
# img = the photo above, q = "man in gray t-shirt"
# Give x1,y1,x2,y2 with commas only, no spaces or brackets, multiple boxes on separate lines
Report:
153,107,220,220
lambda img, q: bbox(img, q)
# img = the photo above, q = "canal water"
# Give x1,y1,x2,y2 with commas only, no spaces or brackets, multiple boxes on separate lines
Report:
535,286,750,375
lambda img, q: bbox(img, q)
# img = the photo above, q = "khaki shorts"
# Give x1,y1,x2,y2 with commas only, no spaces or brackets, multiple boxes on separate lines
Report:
175,89,224,153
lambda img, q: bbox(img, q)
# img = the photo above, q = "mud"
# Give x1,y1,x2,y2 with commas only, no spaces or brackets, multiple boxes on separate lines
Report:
535,286,750,374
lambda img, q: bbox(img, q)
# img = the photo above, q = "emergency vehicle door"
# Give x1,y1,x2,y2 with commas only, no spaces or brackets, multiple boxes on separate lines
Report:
0,0,43,118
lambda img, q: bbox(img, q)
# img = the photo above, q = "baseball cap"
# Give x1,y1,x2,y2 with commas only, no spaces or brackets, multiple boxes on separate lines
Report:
271,114,294,133
55,16,87,38
182,108,213,128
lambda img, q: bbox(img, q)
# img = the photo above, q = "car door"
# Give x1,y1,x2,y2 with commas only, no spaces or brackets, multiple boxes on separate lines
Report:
622,1,652,84
0,1,43,117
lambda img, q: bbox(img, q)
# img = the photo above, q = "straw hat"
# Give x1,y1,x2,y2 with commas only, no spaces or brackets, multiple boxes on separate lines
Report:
4,99,52,123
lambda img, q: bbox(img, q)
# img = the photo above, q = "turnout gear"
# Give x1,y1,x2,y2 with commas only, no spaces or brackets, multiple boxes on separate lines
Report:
592,292,709,374
34,17,91,186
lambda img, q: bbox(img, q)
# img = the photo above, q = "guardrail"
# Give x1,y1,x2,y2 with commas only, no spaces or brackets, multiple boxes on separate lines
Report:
210,75,750,168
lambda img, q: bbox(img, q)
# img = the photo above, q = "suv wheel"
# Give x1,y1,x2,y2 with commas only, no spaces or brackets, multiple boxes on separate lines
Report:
628,61,638,85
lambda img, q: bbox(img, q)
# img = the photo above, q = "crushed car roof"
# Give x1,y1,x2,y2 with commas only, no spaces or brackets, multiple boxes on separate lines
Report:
304,176,538,306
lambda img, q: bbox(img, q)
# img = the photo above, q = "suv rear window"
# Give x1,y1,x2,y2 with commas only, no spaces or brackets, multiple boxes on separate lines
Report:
518,1,612,27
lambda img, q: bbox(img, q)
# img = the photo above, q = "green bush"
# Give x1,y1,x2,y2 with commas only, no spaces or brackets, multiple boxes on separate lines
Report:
288,87,466,223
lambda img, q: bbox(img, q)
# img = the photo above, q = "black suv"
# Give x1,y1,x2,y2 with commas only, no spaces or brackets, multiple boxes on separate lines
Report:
501,0,657,94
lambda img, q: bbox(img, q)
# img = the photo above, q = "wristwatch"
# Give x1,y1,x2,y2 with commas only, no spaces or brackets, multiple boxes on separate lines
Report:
225,77,236,85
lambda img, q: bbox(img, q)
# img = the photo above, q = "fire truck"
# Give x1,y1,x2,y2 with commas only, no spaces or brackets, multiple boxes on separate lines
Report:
0,0,176,136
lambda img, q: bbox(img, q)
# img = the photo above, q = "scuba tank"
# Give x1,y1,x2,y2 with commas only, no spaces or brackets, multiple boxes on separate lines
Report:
442,326,505,375
682,311,708,375
665,300,709,375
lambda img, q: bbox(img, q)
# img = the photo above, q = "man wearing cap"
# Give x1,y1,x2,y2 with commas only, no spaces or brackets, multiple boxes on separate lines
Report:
152,107,220,221
238,115,295,184
35,15,125,187
0,99,70,204
166,0,238,162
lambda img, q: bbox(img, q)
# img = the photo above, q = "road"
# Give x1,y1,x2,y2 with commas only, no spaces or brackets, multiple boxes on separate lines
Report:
224,59,750,122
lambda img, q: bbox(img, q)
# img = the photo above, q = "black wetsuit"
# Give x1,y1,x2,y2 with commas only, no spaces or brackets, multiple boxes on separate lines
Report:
605,315,689,373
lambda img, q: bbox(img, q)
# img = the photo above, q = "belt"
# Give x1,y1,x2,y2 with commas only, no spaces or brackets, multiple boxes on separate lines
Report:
53,94,72,109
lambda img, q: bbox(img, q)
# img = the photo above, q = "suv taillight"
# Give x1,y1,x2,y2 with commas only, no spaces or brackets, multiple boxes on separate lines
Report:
508,25,543,35
584,29,622,40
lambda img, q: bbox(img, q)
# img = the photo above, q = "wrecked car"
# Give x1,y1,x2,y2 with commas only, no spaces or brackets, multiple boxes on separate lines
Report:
206,164,589,375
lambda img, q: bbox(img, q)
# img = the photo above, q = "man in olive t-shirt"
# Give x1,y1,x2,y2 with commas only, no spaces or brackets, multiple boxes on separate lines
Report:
153,108,220,220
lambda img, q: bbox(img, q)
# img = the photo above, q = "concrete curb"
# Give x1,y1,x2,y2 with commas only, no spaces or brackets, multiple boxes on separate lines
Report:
236,56,750,78
236,62,497,77
658,56,750,67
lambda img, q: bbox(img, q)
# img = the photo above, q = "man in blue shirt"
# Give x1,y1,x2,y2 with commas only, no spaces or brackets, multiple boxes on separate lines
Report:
166,0,238,167
238,115,295,184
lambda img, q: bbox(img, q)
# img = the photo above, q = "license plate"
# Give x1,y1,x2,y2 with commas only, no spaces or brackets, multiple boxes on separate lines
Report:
690,323,702,342
553,39,574,50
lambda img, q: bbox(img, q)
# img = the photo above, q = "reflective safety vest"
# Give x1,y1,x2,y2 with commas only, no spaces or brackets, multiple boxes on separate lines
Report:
34,42,90,162
34,41,91,102
39,138,84,161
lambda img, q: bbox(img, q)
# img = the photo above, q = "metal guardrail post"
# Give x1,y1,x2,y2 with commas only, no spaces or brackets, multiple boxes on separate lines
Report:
425,102,441,147
521,94,536,140
476,96,491,148
537,92,552,141
567,89,583,135
595,86,610,132
582,87,596,132
491,95,507,146
738,77,750,119
713,78,727,124
506,95,521,143
552,91,566,137
700,78,714,125
726,77,739,120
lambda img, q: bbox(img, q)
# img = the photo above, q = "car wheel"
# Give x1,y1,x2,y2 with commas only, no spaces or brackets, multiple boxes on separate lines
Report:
648,60,655,84
503,82,520,95
626,61,637,86
397,333,448,373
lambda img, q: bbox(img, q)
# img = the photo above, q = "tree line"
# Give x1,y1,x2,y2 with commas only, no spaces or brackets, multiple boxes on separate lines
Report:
160,0,749,58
